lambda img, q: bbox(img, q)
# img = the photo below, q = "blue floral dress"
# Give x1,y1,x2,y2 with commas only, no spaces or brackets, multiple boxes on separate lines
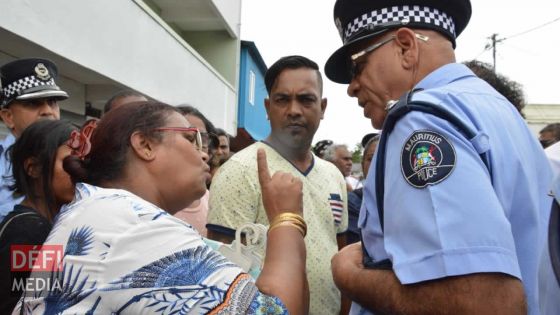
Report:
13,183,287,314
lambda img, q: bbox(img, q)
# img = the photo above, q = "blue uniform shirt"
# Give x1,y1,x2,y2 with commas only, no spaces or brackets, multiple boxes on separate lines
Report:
353,63,552,315
347,188,363,244
0,134,22,222
538,176,560,315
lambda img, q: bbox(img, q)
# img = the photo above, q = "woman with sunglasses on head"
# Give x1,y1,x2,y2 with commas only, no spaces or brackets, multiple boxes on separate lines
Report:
14,101,308,315
0,120,76,314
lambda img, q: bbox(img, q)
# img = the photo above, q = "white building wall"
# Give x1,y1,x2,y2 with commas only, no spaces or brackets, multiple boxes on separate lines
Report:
0,0,240,134
211,0,242,38
524,104,560,136
57,76,86,116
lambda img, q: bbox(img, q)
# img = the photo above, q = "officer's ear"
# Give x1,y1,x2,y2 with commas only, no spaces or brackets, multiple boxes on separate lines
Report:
0,107,15,130
394,28,419,70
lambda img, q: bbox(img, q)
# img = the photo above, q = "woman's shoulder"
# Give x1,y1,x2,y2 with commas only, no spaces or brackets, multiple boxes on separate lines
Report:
70,183,162,215
0,205,51,247
1,204,43,222
1,205,49,228
52,183,167,239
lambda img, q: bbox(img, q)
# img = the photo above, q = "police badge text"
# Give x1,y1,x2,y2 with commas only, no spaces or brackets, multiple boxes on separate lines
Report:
401,130,456,188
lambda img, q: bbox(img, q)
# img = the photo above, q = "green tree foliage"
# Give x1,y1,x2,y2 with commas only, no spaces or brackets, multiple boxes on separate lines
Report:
351,142,362,163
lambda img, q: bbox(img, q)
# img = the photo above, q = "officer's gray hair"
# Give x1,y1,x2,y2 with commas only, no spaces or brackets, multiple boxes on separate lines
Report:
323,144,348,162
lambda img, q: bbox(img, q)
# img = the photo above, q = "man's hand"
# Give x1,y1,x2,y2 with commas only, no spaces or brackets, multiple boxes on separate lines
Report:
332,242,363,294
331,242,527,315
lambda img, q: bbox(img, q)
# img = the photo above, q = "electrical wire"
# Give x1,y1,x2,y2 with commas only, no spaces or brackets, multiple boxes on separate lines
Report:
503,16,560,41
501,41,538,56
474,16,560,61
474,45,491,59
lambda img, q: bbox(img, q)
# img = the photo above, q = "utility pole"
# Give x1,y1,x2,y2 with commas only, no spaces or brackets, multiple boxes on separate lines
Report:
487,33,504,72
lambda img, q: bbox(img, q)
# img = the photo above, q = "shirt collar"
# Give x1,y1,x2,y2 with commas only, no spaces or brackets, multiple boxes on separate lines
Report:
415,63,476,90
0,134,15,158
0,133,16,149
260,141,315,176
72,182,140,204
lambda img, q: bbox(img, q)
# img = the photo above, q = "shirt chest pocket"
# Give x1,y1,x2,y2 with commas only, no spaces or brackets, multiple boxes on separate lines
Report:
328,193,344,226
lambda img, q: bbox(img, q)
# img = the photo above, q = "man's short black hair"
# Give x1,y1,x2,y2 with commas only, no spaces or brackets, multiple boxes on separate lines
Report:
264,55,323,95
176,105,218,150
540,123,560,141
176,105,217,135
103,90,146,113
214,128,230,141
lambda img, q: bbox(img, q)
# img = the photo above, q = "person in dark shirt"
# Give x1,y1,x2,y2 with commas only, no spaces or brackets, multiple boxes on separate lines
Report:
347,133,379,244
0,119,75,313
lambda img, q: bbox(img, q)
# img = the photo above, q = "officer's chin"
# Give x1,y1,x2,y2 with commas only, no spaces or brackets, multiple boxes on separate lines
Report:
371,115,385,130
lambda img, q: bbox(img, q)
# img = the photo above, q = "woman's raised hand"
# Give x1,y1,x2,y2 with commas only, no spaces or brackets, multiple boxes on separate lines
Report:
257,148,303,221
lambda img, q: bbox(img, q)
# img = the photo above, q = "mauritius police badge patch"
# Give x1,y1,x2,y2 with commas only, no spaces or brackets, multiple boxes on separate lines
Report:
401,130,456,188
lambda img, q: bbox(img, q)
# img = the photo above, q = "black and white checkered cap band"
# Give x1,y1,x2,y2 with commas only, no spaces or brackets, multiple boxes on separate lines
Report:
2,75,56,100
343,5,456,43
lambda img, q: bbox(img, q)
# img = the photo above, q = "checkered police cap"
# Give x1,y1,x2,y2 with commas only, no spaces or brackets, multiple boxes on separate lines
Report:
0,58,69,107
325,0,472,84
312,139,334,157
341,6,456,44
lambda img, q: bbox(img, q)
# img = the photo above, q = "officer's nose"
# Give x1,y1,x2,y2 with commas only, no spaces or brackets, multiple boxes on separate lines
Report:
347,78,360,99
38,100,58,117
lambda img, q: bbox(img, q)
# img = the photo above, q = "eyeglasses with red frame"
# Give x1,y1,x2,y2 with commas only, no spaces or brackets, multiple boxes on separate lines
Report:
152,127,203,151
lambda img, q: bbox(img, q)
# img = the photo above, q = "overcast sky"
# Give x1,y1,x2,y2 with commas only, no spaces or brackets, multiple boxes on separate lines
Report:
239,0,560,148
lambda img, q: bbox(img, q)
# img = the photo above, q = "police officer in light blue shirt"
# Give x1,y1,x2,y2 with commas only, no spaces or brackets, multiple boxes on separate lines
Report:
0,133,18,220
0,58,68,222
324,0,553,314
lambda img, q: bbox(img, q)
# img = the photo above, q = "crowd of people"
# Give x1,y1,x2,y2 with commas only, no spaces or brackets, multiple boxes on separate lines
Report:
0,0,559,314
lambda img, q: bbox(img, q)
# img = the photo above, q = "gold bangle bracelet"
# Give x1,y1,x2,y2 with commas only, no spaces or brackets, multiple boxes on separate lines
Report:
270,213,306,228
268,221,306,237
272,212,304,222
270,217,306,229
269,217,307,236
269,212,307,237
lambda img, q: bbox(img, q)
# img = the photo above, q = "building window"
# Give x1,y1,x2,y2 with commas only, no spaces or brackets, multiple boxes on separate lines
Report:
249,70,256,106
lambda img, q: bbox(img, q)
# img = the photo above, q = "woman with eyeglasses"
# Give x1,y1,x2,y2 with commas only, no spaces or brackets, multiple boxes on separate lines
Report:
14,101,308,315
0,120,76,314
174,105,217,237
